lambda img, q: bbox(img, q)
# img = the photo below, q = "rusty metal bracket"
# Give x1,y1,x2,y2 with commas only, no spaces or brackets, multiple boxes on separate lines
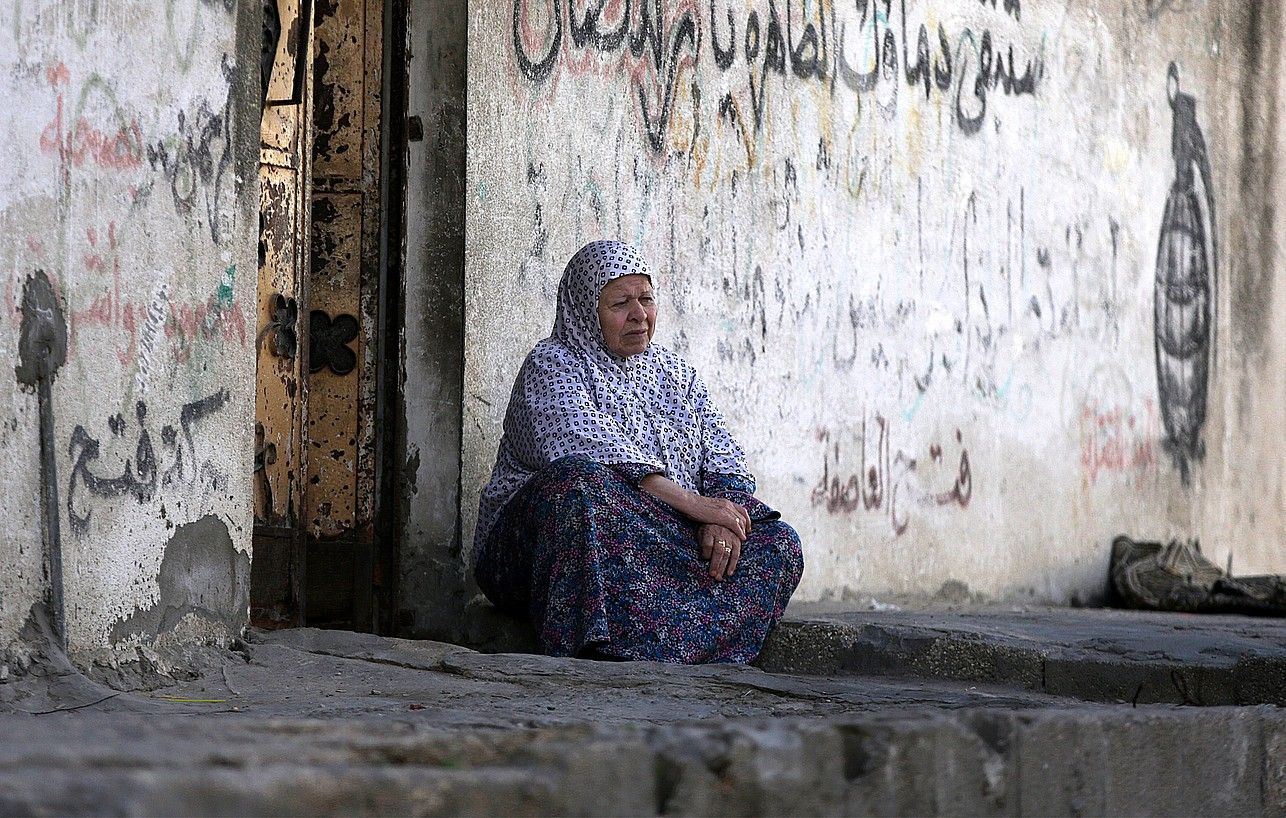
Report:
254,421,279,518
309,310,358,375
258,293,299,359
254,422,280,472
406,115,424,142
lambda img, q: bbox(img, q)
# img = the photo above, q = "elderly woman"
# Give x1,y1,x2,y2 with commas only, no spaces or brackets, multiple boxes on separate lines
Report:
473,240,803,663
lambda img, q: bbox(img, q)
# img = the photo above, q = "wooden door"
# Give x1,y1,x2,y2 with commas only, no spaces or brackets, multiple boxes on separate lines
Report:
251,0,388,631
301,0,386,629
251,0,315,628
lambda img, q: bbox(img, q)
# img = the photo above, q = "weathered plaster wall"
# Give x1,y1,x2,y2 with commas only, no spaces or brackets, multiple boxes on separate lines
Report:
464,0,1283,604
399,0,470,634
1,1,260,659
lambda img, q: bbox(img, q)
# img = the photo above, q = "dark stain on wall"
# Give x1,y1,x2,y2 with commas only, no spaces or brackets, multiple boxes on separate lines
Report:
1232,2,1280,416
110,515,250,644
262,0,282,102
15,270,69,646
15,270,68,389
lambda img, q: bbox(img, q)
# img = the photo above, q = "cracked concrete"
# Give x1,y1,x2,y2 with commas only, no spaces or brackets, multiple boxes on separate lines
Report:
2,609,1286,815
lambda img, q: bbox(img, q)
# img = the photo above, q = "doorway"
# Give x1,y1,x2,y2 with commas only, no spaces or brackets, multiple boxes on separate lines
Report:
250,0,405,633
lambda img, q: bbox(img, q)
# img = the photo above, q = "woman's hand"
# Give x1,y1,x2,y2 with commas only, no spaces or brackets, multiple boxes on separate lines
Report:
640,475,752,540
700,524,742,580
683,494,752,541
638,474,750,578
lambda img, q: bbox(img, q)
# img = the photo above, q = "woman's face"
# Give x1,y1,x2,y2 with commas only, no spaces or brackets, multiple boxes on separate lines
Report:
597,274,656,358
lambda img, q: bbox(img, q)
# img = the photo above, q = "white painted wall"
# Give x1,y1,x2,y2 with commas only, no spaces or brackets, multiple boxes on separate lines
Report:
465,1,1284,604
0,0,259,659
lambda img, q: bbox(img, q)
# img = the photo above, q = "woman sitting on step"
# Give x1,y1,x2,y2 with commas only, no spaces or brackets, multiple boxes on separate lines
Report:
473,240,803,663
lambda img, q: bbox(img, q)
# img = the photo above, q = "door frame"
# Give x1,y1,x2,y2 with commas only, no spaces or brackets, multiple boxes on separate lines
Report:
371,0,410,634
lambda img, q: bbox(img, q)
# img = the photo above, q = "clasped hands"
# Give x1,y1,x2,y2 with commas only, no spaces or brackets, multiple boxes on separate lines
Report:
687,495,752,581
638,475,752,581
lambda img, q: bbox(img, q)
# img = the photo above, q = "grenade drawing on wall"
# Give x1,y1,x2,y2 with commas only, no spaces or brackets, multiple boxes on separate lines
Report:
1154,62,1216,486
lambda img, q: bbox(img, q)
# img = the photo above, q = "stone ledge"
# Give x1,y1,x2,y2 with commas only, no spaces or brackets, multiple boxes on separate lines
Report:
759,607,1286,706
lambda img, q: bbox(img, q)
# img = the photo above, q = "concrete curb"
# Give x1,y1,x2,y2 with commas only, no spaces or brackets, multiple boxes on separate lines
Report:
758,611,1286,706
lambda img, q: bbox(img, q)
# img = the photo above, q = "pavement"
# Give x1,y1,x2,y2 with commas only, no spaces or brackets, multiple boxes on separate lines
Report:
1,606,1284,816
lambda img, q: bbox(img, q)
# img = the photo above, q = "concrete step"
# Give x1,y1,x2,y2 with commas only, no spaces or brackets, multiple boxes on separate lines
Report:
5,624,1286,815
759,606,1286,706
2,707,1284,816
425,600,1286,707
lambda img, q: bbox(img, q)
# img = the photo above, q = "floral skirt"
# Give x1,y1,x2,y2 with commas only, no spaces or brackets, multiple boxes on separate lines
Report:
473,456,804,663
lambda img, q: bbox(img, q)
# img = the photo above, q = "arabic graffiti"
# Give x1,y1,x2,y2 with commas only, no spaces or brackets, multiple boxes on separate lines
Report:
512,0,1042,151
810,416,972,536
39,65,145,187
145,55,237,244
66,389,230,536
1142,0,1196,20
67,222,245,367
1079,398,1158,487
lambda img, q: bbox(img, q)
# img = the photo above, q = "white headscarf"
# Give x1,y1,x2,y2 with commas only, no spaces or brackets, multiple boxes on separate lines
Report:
474,240,752,551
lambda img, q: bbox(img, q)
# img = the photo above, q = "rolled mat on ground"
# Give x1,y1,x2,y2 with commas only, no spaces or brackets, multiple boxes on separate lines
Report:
1110,535,1286,616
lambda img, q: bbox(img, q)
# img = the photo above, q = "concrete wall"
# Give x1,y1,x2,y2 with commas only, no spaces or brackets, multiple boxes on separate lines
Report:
464,1,1284,604
398,0,471,636
1,1,260,660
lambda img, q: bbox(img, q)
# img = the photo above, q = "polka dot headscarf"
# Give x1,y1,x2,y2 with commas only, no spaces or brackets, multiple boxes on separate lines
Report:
552,239,653,362
474,240,753,552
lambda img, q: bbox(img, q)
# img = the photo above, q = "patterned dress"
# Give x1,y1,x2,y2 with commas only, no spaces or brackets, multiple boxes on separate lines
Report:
473,241,804,663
